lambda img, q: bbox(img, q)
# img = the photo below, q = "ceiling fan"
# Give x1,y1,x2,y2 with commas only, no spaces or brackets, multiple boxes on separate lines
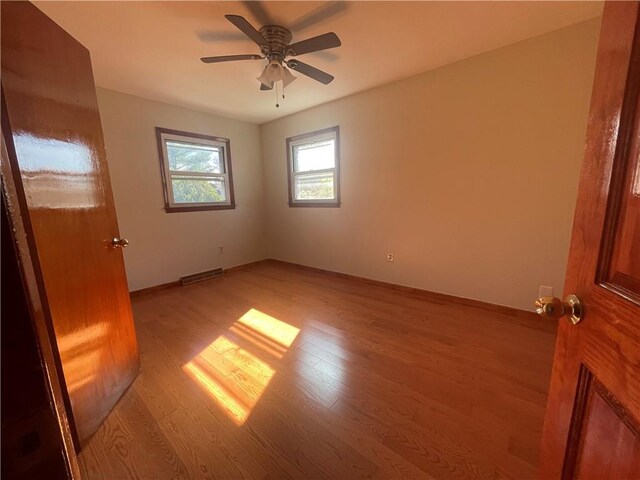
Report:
200,14,341,98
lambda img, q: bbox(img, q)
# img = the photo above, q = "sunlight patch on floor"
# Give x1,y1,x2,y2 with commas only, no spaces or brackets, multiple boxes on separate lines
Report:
237,308,299,348
183,309,300,425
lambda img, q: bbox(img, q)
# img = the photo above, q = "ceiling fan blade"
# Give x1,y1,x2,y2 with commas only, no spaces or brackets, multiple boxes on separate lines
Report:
289,2,348,32
225,15,266,47
260,82,273,91
201,54,262,63
242,1,275,27
197,31,246,42
287,60,334,85
287,32,341,56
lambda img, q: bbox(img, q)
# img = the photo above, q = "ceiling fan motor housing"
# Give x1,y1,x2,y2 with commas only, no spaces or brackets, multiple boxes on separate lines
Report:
259,25,293,61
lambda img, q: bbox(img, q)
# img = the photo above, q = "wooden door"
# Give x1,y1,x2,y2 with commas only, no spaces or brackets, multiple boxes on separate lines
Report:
540,2,640,478
1,194,79,479
1,2,140,450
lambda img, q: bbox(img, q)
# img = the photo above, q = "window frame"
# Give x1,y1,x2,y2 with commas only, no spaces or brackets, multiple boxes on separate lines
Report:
155,127,235,213
286,126,340,208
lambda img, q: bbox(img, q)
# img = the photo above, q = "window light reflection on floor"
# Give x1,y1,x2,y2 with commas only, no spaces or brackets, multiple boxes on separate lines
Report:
182,308,300,425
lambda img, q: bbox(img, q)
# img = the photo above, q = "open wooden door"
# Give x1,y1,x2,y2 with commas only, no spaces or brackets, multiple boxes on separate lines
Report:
539,2,640,478
1,2,140,450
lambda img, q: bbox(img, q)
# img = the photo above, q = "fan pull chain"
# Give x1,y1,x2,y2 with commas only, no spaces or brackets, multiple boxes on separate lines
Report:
275,82,279,108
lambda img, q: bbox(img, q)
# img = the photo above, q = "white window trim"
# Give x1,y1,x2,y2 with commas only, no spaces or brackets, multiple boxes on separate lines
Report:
287,127,340,207
158,131,232,209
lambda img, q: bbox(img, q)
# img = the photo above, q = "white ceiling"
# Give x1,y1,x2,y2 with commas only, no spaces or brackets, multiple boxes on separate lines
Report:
35,1,603,124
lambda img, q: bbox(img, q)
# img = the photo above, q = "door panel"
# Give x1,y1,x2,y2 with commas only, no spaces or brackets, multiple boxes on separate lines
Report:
1,2,139,448
602,91,640,297
540,2,640,478
567,368,640,480
575,392,639,480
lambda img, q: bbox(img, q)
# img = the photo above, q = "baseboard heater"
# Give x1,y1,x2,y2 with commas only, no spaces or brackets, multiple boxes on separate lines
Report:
180,268,224,286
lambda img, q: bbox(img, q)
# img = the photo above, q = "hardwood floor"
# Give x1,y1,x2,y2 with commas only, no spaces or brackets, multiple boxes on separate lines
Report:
78,261,557,479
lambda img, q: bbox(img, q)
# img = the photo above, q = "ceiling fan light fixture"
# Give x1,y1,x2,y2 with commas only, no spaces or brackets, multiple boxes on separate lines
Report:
282,66,296,88
257,59,296,88
203,12,339,106
257,59,281,86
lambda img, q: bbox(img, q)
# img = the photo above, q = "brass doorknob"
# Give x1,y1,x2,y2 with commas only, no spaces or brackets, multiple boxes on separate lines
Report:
111,237,129,248
535,294,583,325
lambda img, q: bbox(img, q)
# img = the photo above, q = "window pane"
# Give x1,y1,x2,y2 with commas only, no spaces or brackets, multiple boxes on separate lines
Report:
171,176,226,204
293,139,334,172
294,172,334,200
166,141,223,173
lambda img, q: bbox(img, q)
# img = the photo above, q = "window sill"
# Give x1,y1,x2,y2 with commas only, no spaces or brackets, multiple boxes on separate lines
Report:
165,204,236,213
288,202,341,208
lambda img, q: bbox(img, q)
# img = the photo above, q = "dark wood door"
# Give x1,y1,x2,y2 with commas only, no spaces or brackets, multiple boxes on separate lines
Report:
1,2,140,450
540,2,640,478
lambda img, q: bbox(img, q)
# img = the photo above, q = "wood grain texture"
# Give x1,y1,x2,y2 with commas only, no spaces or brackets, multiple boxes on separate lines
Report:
79,261,557,479
1,67,80,480
604,47,640,298
574,389,640,480
1,194,76,479
1,1,139,449
540,3,640,478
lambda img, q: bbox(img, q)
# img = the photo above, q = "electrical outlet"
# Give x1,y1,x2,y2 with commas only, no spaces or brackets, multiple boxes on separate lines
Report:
538,285,553,297
387,253,394,262
218,246,224,255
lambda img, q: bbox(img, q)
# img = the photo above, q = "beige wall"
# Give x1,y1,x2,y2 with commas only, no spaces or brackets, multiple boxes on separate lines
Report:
97,88,265,291
260,19,600,311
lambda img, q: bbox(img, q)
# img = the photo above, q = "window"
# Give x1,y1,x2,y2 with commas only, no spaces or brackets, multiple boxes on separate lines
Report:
286,126,340,207
156,127,235,212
